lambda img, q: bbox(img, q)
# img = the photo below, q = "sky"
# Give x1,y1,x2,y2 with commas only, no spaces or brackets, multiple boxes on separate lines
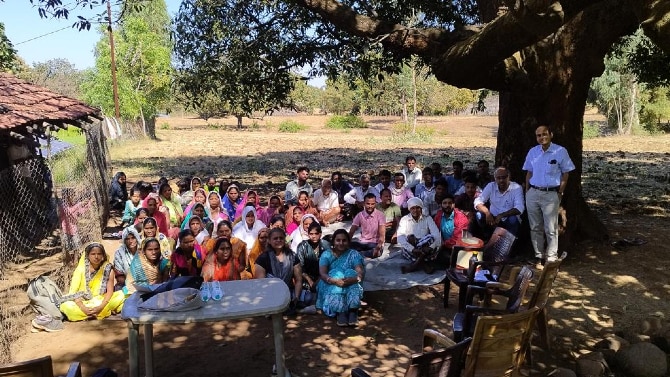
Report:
0,0,181,69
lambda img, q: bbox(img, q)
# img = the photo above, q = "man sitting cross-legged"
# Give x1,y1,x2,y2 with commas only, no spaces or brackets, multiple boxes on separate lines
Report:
398,197,442,274
348,193,386,258
312,178,341,226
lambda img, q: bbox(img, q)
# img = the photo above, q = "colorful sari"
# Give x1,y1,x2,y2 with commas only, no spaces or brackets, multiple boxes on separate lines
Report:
316,249,364,317
232,206,266,253
113,227,141,289
180,177,201,207
141,194,169,235
161,191,184,227
204,236,247,273
170,244,204,277
127,248,170,292
289,214,319,251
234,190,263,220
201,252,241,282
222,184,242,221
206,191,229,227
60,253,125,321
247,228,269,277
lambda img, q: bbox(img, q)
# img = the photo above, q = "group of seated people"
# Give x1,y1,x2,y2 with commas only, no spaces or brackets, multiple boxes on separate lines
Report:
79,156,511,326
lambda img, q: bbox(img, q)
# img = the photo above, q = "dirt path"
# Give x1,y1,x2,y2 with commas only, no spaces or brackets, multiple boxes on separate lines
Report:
11,115,670,376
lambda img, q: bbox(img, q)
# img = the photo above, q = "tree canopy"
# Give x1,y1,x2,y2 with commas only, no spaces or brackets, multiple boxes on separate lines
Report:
0,22,19,73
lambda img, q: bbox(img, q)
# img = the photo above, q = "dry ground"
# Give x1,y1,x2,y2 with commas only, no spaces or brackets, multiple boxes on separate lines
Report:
11,114,670,377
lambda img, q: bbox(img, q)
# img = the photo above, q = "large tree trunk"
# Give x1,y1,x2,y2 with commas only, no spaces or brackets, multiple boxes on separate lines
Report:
495,1,636,246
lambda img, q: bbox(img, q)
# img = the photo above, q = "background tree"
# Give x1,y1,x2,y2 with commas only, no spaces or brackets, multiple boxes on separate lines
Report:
17,58,85,99
0,22,19,73
81,0,172,135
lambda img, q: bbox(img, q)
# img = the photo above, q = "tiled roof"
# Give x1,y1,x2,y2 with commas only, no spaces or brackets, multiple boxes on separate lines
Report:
0,72,100,131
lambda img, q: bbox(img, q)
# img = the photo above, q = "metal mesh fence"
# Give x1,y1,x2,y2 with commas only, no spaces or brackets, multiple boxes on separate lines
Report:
0,121,110,364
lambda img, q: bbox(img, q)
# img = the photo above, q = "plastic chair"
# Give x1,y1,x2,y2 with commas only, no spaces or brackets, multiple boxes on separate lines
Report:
452,265,534,341
444,227,517,310
351,335,472,377
0,355,81,377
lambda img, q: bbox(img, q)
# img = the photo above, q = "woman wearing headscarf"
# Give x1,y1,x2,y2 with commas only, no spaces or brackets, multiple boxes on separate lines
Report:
284,190,318,230
183,188,208,217
109,172,128,210
258,195,284,226
221,184,243,221
158,182,184,228
127,237,170,293
289,213,319,252
141,194,169,236
180,177,202,208
254,228,302,308
113,226,141,292
207,190,229,227
170,229,204,277
181,202,212,235
201,237,242,282
234,190,263,221
140,217,173,261
205,221,248,278
60,243,126,321
233,206,267,255
247,227,269,278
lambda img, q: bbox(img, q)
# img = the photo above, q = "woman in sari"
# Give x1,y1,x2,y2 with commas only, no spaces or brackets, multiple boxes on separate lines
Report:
269,215,286,231
289,214,319,252
233,206,266,254
247,227,269,277
205,220,248,278
170,229,204,277
285,206,303,235
258,195,284,226
180,177,202,207
113,226,141,292
316,229,365,327
141,194,169,235
140,217,173,261
159,183,184,229
207,191,229,227
284,191,318,229
201,237,241,282
234,190,263,221
254,228,302,306
127,238,170,293
182,202,213,236
222,184,242,221
109,172,128,210
60,243,125,321
183,188,208,216
186,215,210,246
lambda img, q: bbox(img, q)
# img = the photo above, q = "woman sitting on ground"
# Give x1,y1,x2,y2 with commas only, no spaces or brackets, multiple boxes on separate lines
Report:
285,206,303,235
316,229,365,327
140,217,173,260
182,202,212,233
201,237,242,282
222,184,243,221
285,191,318,228
296,222,331,305
186,215,210,246
247,227,269,278
60,243,125,321
180,177,202,207
109,172,128,210
269,214,286,231
254,228,303,307
233,205,266,255
234,190,263,222
259,195,284,226
183,188,208,217
289,214,318,251
170,229,204,277
158,183,184,231
205,220,248,278
141,194,170,236
207,191,229,227
113,226,141,292
127,238,170,293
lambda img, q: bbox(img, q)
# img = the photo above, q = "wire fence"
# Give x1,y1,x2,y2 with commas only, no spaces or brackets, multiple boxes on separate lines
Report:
0,121,110,364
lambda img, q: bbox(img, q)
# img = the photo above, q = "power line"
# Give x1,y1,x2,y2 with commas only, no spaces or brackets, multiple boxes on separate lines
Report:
14,26,72,45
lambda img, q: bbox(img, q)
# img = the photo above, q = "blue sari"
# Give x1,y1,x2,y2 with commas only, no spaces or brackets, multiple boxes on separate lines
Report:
222,184,242,220
316,249,364,317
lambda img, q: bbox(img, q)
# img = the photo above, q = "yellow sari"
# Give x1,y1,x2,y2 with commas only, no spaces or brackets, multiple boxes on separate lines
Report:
60,255,125,321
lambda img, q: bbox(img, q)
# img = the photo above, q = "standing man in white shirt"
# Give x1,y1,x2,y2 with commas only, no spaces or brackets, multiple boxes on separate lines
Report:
472,167,525,240
523,125,575,267
398,197,442,274
401,156,422,193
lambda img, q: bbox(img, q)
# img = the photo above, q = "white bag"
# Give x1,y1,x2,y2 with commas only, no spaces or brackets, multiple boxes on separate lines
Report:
138,288,203,312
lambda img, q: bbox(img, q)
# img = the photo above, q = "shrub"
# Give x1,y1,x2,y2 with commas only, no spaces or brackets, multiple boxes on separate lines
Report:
583,122,601,139
159,122,170,130
325,115,368,129
390,122,436,143
277,120,307,133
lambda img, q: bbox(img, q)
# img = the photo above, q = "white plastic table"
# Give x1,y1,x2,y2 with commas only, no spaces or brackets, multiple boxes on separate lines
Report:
121,278,290,377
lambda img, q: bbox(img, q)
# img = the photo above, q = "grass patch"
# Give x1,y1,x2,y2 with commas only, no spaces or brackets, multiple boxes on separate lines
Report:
159,122,170,130
55,128,86,145
583,122,601,139
389,122,437,143
325,115,368,129
50,145,88,185
277,120,307,133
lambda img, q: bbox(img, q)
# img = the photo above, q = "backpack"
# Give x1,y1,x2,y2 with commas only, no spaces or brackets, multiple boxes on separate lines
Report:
26,276,64,320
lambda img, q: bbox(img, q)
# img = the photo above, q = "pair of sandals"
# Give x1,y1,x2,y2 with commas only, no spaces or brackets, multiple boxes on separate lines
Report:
200,282,223,302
